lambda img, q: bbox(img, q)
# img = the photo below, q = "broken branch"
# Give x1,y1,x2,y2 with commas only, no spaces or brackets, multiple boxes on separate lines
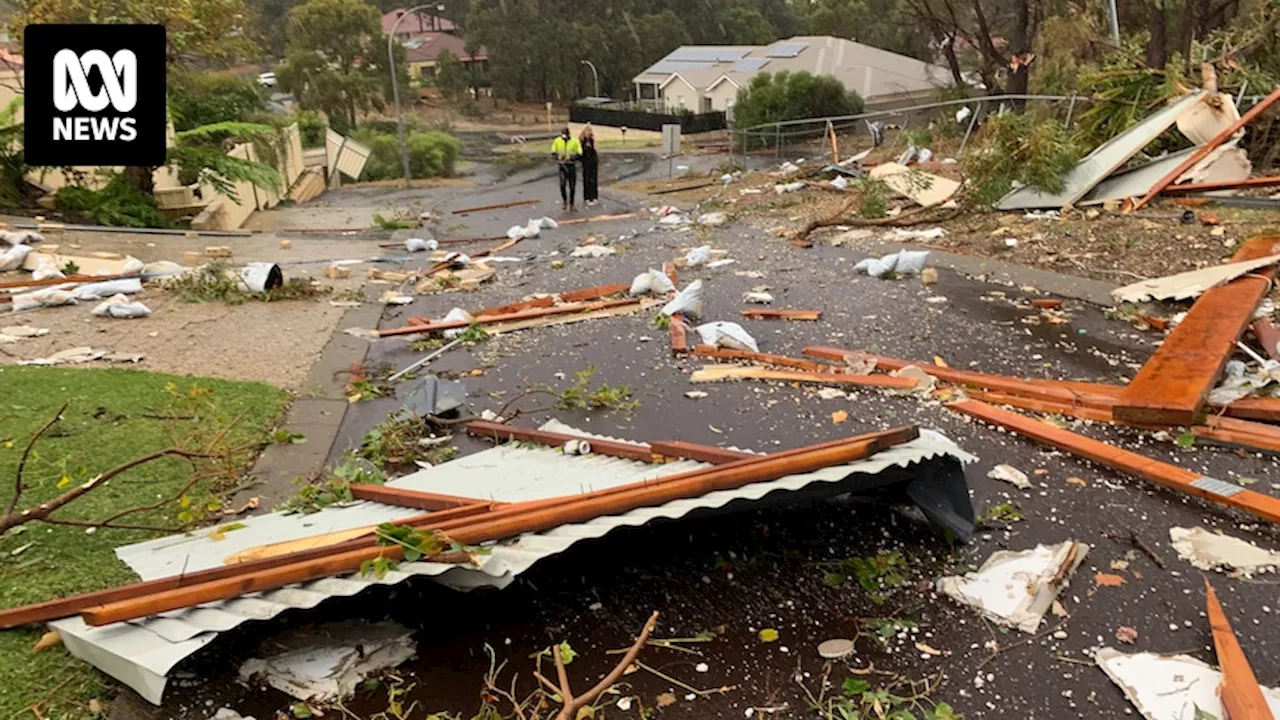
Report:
556,611,659,720
0,447,218,535
6,403,67,518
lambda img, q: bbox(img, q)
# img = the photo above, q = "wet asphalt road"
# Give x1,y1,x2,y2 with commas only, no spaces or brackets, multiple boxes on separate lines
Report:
176,155,1280,720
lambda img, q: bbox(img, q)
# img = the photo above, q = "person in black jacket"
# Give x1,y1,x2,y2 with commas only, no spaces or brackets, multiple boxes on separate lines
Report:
580,125,600,206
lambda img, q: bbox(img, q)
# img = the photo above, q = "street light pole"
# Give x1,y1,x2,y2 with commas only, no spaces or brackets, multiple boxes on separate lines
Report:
581,59,600,98
1106,0,1120,43
388,4,436,187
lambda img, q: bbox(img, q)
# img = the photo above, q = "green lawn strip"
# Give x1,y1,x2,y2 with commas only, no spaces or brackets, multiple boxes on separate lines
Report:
0,366,291,720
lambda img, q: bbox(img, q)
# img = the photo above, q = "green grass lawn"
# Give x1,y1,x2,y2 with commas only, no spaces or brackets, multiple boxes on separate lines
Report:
0,366,290,720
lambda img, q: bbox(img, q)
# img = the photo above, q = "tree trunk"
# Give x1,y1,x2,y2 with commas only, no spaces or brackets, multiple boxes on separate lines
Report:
1177,0,1195,72
123,165,156,195
938,29,966,87
1146,1,1168,68
1007,0,1031,108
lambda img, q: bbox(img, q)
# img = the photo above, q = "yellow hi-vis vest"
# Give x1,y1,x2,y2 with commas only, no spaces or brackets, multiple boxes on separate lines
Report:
551,136,582,160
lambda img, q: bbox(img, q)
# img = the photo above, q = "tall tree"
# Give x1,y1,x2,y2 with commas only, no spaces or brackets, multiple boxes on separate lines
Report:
276,0,407,133
12,0,259,68
434,49,469,101
11,0,267,193
716,7,778,44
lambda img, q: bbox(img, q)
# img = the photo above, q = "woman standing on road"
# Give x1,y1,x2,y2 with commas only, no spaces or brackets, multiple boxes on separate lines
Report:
580,125,600,207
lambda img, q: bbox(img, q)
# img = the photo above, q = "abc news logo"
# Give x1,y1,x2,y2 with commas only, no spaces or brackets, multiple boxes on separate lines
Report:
24,24,165,167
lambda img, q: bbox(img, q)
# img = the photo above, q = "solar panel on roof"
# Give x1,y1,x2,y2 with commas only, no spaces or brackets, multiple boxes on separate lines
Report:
667,47,752,62
766,42,808,58
731,58,770,72
647,60,716,74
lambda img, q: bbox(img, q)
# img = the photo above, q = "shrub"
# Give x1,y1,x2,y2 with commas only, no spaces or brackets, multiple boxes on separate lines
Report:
170,73,267,132
963,111,1083,208
350,127,462,181
56,174,168,228
733,71,864,138
293,110,327,147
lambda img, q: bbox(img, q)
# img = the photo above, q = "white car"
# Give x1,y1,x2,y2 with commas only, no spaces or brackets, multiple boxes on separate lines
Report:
257,72,277,88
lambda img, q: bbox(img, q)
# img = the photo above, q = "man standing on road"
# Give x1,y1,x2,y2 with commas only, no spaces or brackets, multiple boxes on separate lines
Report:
551,127,582,211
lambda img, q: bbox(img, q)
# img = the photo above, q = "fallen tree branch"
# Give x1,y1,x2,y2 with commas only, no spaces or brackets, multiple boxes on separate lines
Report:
546,611,659,720
794,204,959,243
6,403,67,518
0,447,218,535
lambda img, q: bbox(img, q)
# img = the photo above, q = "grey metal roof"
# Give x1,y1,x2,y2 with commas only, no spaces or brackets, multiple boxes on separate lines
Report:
732,58,770,72
646,60,716,75
766,41,808,58
668,47,753,62
51,421,974,705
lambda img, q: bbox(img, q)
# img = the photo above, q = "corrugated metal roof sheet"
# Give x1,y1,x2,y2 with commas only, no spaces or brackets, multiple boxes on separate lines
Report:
51,421,973,705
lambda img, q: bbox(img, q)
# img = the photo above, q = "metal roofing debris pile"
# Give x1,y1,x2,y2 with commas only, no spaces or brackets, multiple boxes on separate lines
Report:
50,420,973,705
1000,88,1280,211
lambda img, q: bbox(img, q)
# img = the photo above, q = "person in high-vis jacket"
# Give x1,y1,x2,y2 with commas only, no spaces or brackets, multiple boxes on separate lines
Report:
551,128,582,211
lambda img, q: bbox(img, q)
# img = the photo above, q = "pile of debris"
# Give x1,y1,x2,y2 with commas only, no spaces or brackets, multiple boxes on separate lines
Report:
1000,88,1280,211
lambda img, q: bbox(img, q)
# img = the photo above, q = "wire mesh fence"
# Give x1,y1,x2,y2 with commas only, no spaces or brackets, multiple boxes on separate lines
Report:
726,92,1273,166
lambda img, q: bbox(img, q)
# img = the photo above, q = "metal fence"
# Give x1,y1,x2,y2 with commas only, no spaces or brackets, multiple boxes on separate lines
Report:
727,92,1270,165
570,102,727,133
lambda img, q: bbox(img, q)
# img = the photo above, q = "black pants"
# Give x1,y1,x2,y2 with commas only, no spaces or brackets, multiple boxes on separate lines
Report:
558,163,577,206
582,158,598,201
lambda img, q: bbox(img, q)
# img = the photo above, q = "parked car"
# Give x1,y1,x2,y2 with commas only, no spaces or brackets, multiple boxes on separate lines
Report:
258,72,277,88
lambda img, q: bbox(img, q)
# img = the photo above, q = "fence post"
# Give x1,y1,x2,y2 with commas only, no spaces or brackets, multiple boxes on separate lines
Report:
958,101,981,155
775,124,780,159
1065,94,1078,127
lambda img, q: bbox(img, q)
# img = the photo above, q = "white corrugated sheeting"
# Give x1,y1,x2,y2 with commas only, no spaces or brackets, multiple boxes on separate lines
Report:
51,421,973,705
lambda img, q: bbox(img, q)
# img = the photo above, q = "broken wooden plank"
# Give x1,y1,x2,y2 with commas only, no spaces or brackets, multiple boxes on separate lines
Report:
347,485,498,511
1132,88,1280,211
690,346,840,373
806,344,1280,422
1205,578,1277,720
1114,236,1280,425
557,213,637,226
664,262,687,354
472,236,522,259
740,309,822,321
377,298,640,337
803,345,1116,408
951,399,1280,525
967,389,1280,455
559,282,629,303
451,199,539,215
465,419,657,462
963,389,1117,423
0,272,132,291
475,296,556,317
481,298,657,335
649,441,755,464
690,364,919,389
1255,319,1280,362
1163,175,1280,194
